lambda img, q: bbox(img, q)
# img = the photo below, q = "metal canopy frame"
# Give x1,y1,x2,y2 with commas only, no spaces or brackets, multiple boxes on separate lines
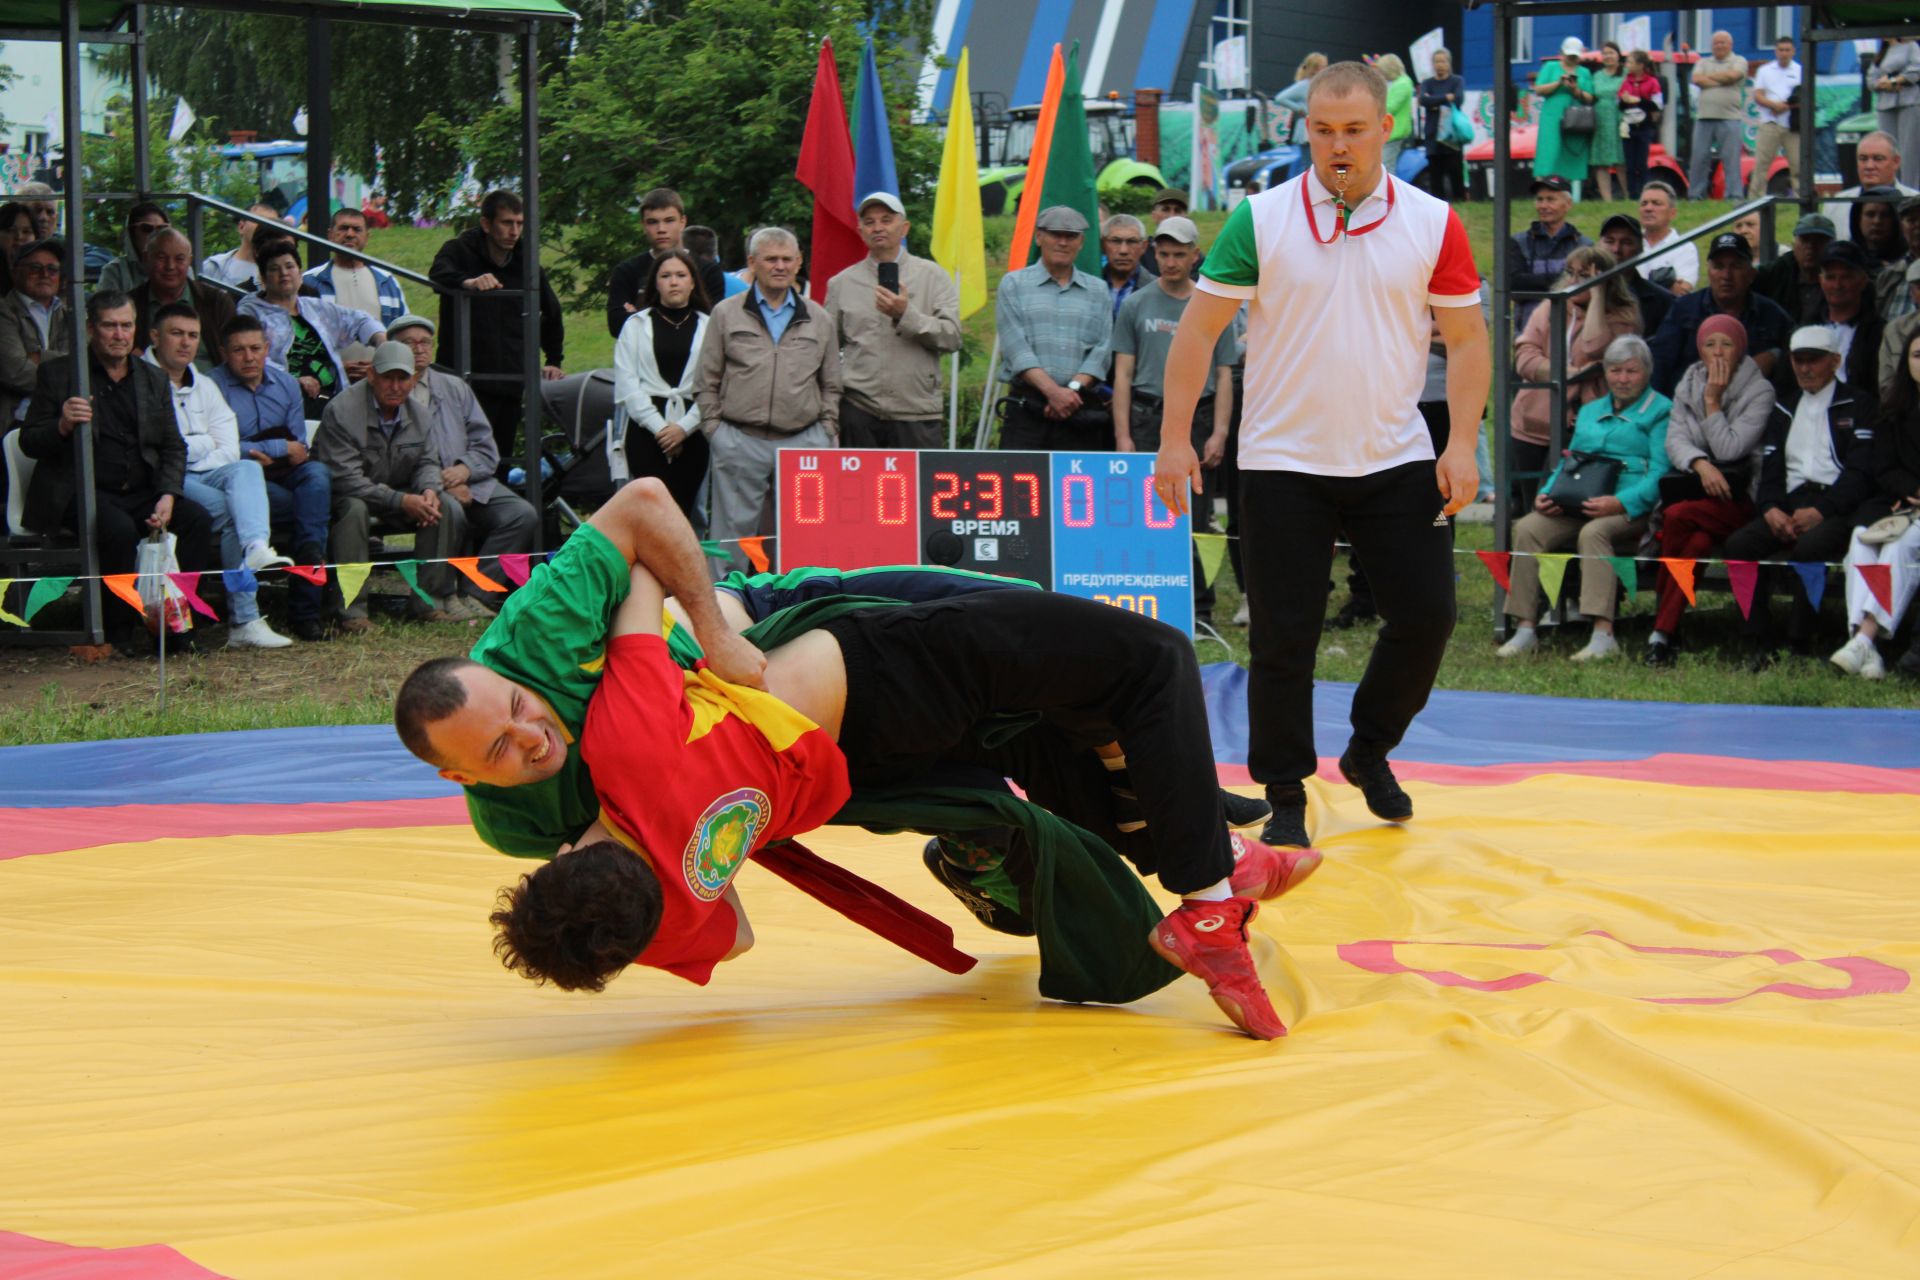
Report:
10,0,574,644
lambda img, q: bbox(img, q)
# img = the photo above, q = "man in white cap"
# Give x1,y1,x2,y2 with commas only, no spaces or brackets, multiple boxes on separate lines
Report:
312,339,462,631
1723,325,1877,664
1688,29,1748,200
993,205,1113,452
824,192,961,449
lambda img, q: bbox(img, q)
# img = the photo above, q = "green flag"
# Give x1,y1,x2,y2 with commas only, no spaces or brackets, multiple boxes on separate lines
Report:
1603,556,1638,598
1034,42,1101,273
24,576,75,621
394,560,438,607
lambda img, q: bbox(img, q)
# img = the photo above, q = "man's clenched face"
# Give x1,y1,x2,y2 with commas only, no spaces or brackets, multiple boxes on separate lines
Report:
424,665,570,787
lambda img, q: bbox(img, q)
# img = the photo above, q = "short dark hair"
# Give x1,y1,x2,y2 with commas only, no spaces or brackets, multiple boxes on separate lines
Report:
220,313,267,346
85,289,133,324
153,300,200,328
480,189,523,222
683,224,719,260
1307,60,1388,112
329,206,367,229
639,247,714,314
255,238,302,271
640,187,685,216
489,842,663,991
0,201,30,234
126,200,169,230
394,656,479,765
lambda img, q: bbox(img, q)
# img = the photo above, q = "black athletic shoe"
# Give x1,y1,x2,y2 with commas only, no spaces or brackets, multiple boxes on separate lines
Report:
290,619,331,643
922,840,1036,937
1339,741,1413,823
1259,783,1310,847
1220,788,1271,830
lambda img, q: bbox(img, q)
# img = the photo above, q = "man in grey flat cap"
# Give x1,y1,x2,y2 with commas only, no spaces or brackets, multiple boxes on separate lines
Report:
993,205,1114,452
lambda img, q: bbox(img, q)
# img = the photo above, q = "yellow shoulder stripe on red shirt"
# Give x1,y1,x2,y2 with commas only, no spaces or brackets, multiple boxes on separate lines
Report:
682,667,820,752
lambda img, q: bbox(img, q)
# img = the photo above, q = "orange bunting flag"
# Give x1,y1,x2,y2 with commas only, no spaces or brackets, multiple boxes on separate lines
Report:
498,553,532,587
1475,550,1512,591
1660,557,1698,605
1724,560,1759,618
1857,562,1894,616
102,573,146,617
449,557,508,593
166,572,220,620
739,537,771,574
1007,44,1067,271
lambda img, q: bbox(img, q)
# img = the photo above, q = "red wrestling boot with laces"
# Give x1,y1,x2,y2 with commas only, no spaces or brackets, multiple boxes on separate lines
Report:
1149,897,1288,1040
1227,830,1323,901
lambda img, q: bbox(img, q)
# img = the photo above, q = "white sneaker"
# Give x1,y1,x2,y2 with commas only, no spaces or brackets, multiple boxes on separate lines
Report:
226,617,293,649
1861,646,1887,680
1495,626,1538,658
1232,599,1250,627
1830,632,1884,678
244,543,295,572
1571,631,1619,662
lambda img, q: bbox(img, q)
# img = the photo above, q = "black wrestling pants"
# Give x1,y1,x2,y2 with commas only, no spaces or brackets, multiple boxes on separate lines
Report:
821,591,1232,895
1241,460,1456,787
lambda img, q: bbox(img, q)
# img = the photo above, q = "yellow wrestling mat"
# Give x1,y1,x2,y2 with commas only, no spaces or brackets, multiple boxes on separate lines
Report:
3,773,1918,1278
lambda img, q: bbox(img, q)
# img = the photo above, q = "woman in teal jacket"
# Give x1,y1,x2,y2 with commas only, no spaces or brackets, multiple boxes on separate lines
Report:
1499,335,1671,661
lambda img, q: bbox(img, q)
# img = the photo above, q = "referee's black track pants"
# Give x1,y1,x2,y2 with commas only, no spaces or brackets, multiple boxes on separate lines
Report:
1240,460,1456,788
820,591,1233,896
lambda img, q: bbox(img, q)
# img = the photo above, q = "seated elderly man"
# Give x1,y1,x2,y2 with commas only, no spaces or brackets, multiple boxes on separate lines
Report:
128,229,235,369
209,313,335,642
240,239,385,420
392,482,1307,1040
146,301,296,648
311,341,459,632
388,313,536,621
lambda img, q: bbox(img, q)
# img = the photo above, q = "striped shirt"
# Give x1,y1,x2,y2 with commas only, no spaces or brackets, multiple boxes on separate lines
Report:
304,259,410,328
994,261,1113,386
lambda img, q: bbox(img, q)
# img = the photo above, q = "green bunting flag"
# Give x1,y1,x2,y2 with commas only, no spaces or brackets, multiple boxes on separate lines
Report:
394,560,438,607
699,540,733,561
1603,556,1637,598
1193,534,1229,587
1536,553,1572,605
24,576,75,622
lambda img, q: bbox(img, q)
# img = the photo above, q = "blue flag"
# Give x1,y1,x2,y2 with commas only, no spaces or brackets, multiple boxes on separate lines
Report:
1791,562,1828,613
851,38,899,207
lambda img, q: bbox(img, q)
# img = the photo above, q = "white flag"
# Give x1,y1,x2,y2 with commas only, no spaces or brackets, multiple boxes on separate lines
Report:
1410,28,1445,82
1617,18,1652,56
168,98,196,141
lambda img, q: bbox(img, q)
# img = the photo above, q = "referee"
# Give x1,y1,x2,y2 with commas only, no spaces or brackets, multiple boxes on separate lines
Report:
1153,60,1490,847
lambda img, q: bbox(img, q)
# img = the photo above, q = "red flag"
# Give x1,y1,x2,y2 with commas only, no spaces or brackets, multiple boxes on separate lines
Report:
795,38,864,303
1724,560,1759,618
1475,550,1512,591
287,564,328,587
1660,557,1698,605
1858,562,1894,616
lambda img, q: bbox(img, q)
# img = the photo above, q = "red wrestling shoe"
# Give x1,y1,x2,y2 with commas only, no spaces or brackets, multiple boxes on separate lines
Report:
1227,831,1323,901
1149,897,1287,1040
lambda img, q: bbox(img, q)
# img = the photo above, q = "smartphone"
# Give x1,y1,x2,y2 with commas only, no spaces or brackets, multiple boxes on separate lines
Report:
877,260,900,294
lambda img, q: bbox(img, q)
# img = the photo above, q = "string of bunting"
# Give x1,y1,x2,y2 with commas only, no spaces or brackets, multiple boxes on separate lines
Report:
0,537,1899,627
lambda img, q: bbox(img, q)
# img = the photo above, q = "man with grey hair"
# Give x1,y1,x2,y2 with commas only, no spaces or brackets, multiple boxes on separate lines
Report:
1101,213,1152,310
1688,30,1748,200
15,182,58,240
994,206,1114,452
129,227,235,368
1822,131,1918,238
694,225,839,572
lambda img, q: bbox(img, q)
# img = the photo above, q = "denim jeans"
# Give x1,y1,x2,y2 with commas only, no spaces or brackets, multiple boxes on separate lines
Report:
264,460,333,624
183,459,275,624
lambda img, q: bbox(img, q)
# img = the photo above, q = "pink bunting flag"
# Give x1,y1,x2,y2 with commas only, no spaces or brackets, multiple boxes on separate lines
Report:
1857,562,1894,617
499,553,533,587
166,572,220,620
1724,560,1759,619
1659,557,1698,606
1475,550,1512,591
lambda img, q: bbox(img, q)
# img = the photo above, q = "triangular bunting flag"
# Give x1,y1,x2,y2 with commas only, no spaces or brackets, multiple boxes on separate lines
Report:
1603,555,1638,598
1535,553,1571,605
1660,557,1697,605
287,564,328,587
24,576,73,621
499,553,532,587
0,580,24,627
166,572,220,620
1725,560,1759,618
1857,562,1894,617
336,563,374,607
699,539,733,561
394,560,438,606
222,567,259,596
1193,534,1228,586
1791,562,1827,614
1475,550,1512,591
449,557,507,593
103,573,147,617
739,536,771,573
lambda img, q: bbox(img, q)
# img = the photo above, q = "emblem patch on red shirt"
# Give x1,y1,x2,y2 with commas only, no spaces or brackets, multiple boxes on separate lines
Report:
682,787,771,900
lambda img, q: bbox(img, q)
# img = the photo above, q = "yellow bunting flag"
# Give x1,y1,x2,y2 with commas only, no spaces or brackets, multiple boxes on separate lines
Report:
1193,534,1228,587
335,563,374,608
0,580,25,627
1535,553,1572,605
102,573,146,617
449,557,507,593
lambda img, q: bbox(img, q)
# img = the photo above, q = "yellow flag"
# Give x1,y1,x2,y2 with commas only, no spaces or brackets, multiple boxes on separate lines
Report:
0,579,23,627
1192,534,1228,587
931,48,988,318
1536,553,1572,606
336,563,374,608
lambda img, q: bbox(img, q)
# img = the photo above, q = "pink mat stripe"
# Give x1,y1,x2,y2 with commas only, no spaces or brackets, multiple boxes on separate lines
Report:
0,797,470,860
0,1230,232,1279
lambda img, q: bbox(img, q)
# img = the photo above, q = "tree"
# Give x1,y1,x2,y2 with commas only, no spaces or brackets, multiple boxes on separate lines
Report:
77,96,259,251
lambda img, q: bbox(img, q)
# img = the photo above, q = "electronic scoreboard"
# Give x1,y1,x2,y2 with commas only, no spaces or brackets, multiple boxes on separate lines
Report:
774,448,1193,634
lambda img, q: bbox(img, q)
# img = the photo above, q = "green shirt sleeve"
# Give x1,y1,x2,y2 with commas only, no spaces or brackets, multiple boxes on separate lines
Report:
1199,198,1260,292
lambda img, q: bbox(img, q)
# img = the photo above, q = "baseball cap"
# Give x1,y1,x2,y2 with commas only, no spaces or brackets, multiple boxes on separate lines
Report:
1153,216,1199,245
1530,175,1572,195
1560,36,1586,56
12,236,64,267
1034,205,1089,234
371,341,416,375
1788,325,1840,355
1151,188,1189,210
387,312,435,337
1791,213,1837,240
1818,240,1872,273
1707,232,1752,262
857,191,905,216
1597,213,1642,241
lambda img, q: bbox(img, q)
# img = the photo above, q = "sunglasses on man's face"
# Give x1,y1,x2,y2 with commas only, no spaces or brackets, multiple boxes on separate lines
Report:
18,261,59,276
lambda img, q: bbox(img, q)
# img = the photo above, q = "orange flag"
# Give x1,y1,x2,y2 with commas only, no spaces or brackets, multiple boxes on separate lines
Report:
1006,45,1066,271
102,573,147,617
1659,557,1697,605
449,557,508,593
739,536,771,573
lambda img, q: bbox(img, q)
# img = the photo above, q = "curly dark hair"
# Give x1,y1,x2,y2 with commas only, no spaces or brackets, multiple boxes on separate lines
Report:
489,841,664,992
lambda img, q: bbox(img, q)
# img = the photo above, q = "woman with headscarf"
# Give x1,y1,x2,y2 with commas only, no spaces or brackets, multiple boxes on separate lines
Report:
1534,37,1596,188
1644,314,1776,666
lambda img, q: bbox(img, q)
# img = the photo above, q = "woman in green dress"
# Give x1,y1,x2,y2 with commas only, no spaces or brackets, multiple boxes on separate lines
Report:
1534,37,1596,189
1588,40,1627,200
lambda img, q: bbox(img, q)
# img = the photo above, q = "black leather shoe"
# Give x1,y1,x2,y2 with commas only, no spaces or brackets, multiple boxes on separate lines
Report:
1220,788,1272,830
1260,783,1310,847
1643,640,1676,668
290,619,330,643
1339,741,1413,822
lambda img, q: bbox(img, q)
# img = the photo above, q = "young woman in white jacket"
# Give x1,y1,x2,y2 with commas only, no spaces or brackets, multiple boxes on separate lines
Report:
611,248,710,516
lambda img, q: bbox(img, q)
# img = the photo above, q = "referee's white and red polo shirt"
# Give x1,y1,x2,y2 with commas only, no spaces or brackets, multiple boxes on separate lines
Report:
1197,167,1482,477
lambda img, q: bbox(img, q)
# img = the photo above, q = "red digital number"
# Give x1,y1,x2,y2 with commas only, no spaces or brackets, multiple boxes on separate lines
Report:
878,472,909,526
974,472,1003,520
794,472,825,525
1061,473,1094,527
1144,477,1177,528
931,472,961,519
1014,472,1041,517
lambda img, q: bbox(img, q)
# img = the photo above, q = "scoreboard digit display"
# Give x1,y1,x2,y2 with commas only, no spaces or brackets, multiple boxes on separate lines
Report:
775,448,1193,633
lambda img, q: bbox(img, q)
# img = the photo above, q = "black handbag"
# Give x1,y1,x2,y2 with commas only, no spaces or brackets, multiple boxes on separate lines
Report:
1561,103,1598,136
1544,452,1623,510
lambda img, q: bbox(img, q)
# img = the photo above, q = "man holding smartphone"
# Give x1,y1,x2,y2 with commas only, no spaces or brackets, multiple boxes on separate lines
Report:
824,192,963,449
